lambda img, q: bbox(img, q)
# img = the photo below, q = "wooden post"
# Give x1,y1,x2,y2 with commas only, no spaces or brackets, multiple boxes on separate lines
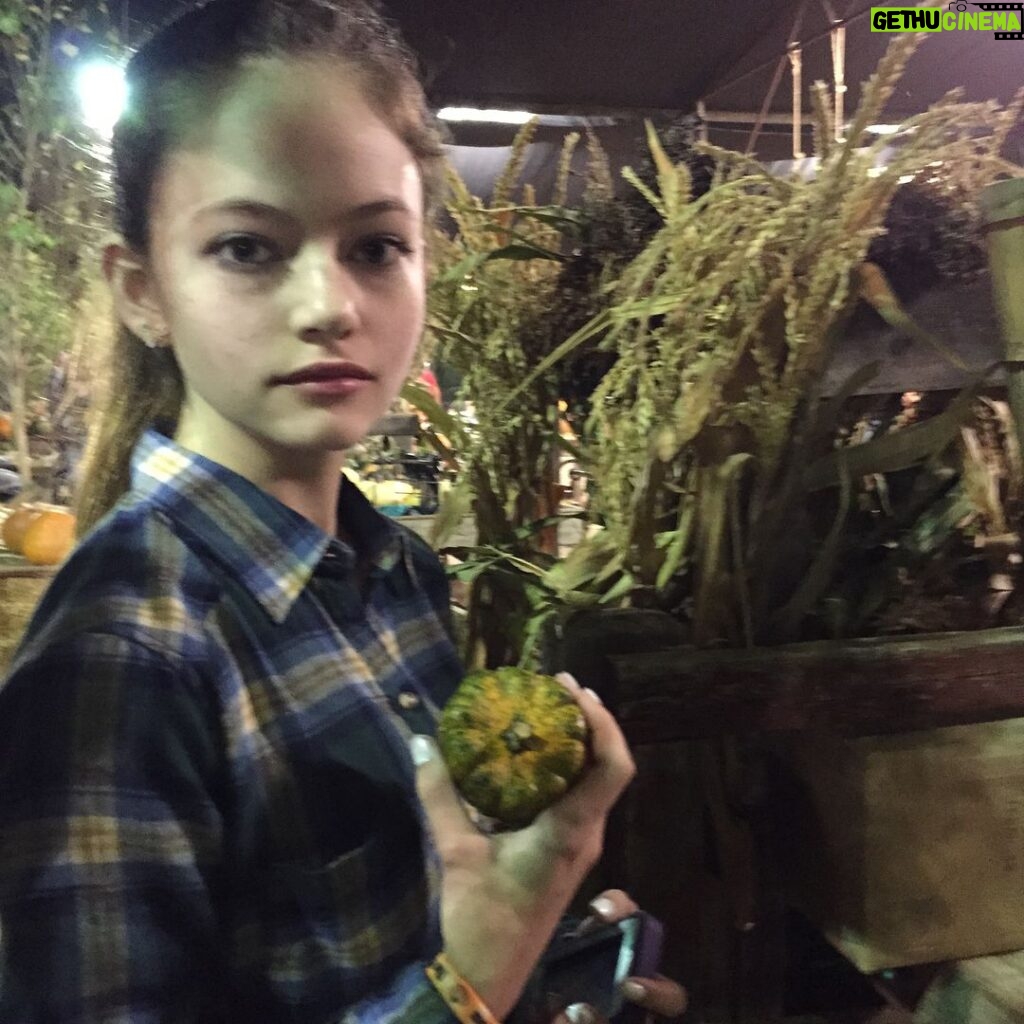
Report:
981,179,1024,463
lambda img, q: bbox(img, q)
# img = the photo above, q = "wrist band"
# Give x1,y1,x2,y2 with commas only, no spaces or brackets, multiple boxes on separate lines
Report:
426,952,501,1024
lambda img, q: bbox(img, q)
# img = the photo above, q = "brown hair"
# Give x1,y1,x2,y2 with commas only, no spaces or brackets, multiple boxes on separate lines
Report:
76,0,446,534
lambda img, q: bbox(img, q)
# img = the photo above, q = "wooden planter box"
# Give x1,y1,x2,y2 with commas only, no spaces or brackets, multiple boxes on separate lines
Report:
558,615,1024,994
774,718,1024,973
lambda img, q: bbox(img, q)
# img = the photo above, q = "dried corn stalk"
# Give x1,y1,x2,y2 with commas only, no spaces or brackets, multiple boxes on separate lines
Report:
509,36,1023,647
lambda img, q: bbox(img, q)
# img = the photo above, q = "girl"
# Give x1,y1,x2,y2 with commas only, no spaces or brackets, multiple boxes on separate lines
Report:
0,2,684,1021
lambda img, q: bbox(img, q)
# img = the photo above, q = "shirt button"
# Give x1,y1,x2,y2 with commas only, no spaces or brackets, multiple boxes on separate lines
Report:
398,690,421,710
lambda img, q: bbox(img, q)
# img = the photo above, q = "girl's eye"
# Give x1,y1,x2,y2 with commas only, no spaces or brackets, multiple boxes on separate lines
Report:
208,234,281,270
352,236,413,268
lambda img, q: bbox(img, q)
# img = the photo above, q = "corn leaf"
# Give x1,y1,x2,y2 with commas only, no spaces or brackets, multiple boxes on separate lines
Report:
512,513,580,542
544,529,620,594
598,571,636,606
773,452,853,638
656,502,695,591
858,262,973,373
402,381,469,447
485,242,567,263
445,557,498,583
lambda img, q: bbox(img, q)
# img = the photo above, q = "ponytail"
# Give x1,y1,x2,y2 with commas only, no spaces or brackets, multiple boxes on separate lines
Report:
75,326,183,535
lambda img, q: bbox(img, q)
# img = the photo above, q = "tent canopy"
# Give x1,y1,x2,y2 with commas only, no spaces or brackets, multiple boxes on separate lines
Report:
124,1,1023,159
388,0,1023,158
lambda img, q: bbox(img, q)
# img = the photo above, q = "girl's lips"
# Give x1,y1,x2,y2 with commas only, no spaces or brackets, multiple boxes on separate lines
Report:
273,360,376,385
289,376,373,398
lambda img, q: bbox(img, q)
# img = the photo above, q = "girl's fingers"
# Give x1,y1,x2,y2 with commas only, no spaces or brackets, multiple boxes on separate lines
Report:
552,976,689,1024
620,975,689,1019
551,1003,605,1024
548,682,635,827
585,888,640,924
573,888,640,936
410,735,480,865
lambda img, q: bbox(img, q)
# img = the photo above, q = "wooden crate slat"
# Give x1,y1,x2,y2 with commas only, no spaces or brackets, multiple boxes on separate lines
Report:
613,626,1024,740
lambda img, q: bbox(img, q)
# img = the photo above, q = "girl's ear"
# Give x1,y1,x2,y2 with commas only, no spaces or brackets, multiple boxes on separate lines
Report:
102,239,170,347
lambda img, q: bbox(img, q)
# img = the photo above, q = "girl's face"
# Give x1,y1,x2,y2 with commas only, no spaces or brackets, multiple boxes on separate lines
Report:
136,61,426,476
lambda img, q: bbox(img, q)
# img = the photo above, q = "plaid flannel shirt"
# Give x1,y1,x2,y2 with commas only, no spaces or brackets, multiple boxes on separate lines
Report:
0,429,464,1024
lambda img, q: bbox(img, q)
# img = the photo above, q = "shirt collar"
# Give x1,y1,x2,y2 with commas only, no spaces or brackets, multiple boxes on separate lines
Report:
129,428,405,624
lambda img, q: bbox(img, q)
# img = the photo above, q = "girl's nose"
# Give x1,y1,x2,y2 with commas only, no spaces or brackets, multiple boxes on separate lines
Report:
289,245,359,343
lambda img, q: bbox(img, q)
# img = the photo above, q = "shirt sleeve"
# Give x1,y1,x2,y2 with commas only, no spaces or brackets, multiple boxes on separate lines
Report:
0,629,227,1023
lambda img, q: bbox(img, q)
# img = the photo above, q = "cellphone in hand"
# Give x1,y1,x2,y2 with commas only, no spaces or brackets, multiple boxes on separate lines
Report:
513,912,664,1024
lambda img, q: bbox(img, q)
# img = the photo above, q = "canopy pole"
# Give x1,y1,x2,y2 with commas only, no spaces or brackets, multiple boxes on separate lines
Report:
832,23,846,140
821,0,847,142
745,0,808,155
788,42,804,159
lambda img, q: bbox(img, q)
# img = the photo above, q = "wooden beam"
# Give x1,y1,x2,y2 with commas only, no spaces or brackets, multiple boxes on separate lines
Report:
613,626,1024,741
705,108,815,125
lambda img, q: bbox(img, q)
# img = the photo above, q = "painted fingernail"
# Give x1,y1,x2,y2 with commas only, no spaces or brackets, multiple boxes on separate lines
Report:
588,895,615,919
409,735,434,766
565,1003,597,1024
584,687,603,705
621,980,646,1001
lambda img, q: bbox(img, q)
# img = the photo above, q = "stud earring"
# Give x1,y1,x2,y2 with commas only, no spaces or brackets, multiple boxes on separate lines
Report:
138,323,168,349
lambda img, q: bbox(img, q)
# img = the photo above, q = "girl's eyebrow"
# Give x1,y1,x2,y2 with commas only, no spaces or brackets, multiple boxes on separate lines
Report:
193,200,290,222
194,198,414,221
348,198,414,218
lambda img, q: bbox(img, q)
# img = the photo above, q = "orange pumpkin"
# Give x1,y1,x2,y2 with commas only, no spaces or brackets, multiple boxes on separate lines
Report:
2,505,42,555
21,508,76,566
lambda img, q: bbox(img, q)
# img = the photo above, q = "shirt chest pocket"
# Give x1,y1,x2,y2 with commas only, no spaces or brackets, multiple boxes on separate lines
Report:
260,813,431,993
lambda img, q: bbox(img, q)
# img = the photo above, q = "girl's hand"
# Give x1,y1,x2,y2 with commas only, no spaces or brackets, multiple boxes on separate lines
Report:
563,889,689,1022
412,674,636,1019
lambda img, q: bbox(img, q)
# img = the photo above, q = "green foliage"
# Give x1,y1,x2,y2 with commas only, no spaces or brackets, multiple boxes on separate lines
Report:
0,0,120,481
415,123,621,667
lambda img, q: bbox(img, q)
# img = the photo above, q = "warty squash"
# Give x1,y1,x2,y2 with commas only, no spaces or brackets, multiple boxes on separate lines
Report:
437,667,588,828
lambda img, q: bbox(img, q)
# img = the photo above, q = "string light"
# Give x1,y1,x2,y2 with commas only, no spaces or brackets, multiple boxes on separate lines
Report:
75,60,128,138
